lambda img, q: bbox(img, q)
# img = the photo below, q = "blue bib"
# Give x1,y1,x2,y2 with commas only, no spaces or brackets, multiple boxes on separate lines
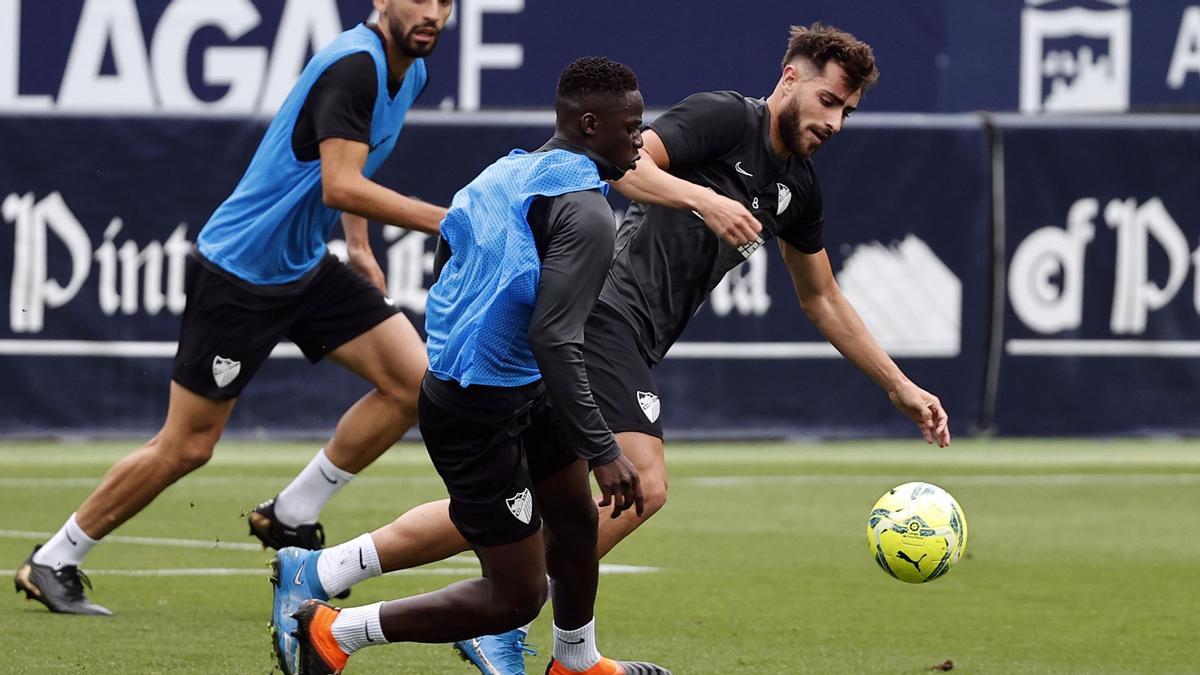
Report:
426,149,608,387
196,24,425,285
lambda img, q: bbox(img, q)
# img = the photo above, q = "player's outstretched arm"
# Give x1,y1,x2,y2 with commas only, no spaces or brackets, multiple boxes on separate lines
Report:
610,130,760,248
340,213,388,293
779,240,951,447
319,137,447,234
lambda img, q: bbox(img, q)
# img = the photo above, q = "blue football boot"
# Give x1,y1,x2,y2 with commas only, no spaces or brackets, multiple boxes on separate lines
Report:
270,547,328,675
454,628,537,675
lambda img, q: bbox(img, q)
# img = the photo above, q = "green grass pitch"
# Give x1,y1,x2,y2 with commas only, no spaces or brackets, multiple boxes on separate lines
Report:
1,439,1197,673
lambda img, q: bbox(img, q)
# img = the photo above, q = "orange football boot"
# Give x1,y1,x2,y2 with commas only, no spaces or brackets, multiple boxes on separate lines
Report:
292,599,350,675
545,656,672,675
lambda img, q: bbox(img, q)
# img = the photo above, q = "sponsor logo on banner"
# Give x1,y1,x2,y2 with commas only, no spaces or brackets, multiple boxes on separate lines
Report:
2,191,434,335
835,235,962,358
4,191,190,333
1007,196,1200,355
701,233,962,358
0,0,528,115
1019,0,1131,112
710,253,771,318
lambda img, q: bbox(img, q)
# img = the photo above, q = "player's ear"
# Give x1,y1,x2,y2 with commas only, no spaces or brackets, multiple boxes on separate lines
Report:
579,111,599,137
781,63,799,90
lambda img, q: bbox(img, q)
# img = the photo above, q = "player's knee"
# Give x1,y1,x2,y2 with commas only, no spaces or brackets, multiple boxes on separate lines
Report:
546,507,598,557
489,575,547,627
572,498,599,535
641,473,669,517
176,440,215,473
157,434,216,474
374,378,419,419
545,495,598,546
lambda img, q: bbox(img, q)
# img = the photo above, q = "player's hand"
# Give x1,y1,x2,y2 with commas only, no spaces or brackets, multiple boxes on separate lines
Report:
593,453,644,518
888,381,951,447
696,191,762,248
347,246,388,295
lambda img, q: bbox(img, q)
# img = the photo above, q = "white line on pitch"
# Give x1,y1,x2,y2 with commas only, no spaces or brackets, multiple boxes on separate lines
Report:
681,473,1200,487
86,564,658,577
0,530,262,551
6,473,1199,492
0,530,659,574
0,476,442,488
88,567,479,577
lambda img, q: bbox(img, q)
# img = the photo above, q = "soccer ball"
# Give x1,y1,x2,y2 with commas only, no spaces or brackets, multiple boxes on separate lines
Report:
867,482,968,583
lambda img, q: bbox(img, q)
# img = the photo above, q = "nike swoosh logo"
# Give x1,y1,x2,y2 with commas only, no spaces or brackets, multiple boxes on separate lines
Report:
66,531,78,546
735,161,754,177
369,134,394,152
359,548,367,570
293,560,306,587
317,467,339,485
558,637,586,645
364,623,374,643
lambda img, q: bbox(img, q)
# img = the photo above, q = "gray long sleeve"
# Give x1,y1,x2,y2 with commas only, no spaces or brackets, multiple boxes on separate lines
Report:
526,190,621,467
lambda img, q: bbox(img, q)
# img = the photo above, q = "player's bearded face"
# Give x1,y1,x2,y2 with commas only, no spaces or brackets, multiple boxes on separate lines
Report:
385,0,452,58
777,95,814,158
779,61,861,158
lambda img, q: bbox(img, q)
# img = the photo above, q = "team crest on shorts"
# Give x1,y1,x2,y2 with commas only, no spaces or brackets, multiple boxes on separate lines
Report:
506,488,533,524
637,391,661,423
212,355,241,388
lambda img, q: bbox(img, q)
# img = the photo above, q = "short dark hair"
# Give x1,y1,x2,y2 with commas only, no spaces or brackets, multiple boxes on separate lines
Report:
556,56,639,106
781,23,879,92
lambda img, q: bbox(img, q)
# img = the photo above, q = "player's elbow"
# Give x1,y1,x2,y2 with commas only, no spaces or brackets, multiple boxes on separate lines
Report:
321,179,354,211
795,286,839,322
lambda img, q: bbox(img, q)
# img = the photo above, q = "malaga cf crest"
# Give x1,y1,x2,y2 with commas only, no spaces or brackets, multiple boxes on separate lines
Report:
212,355,241,388
637,391,660,423
506,488,533,524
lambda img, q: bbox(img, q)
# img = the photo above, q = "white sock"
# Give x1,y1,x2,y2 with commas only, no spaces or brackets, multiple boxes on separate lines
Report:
317,533,382,598
32,514,97,570
331,601,387,654
553,618,602,672
274,448,356,526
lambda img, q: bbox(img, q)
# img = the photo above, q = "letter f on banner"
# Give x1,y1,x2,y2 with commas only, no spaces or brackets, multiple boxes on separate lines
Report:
4,192,92,333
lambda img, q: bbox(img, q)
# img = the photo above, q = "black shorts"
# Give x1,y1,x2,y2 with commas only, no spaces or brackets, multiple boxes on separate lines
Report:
419,374,579,547
172,254,398,400
583,302,662,438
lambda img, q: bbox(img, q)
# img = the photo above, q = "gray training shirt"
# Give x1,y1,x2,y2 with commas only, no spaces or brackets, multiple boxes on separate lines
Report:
598,90,826,363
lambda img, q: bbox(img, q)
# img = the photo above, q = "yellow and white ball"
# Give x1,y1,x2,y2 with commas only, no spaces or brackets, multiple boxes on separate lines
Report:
867,482,968,583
